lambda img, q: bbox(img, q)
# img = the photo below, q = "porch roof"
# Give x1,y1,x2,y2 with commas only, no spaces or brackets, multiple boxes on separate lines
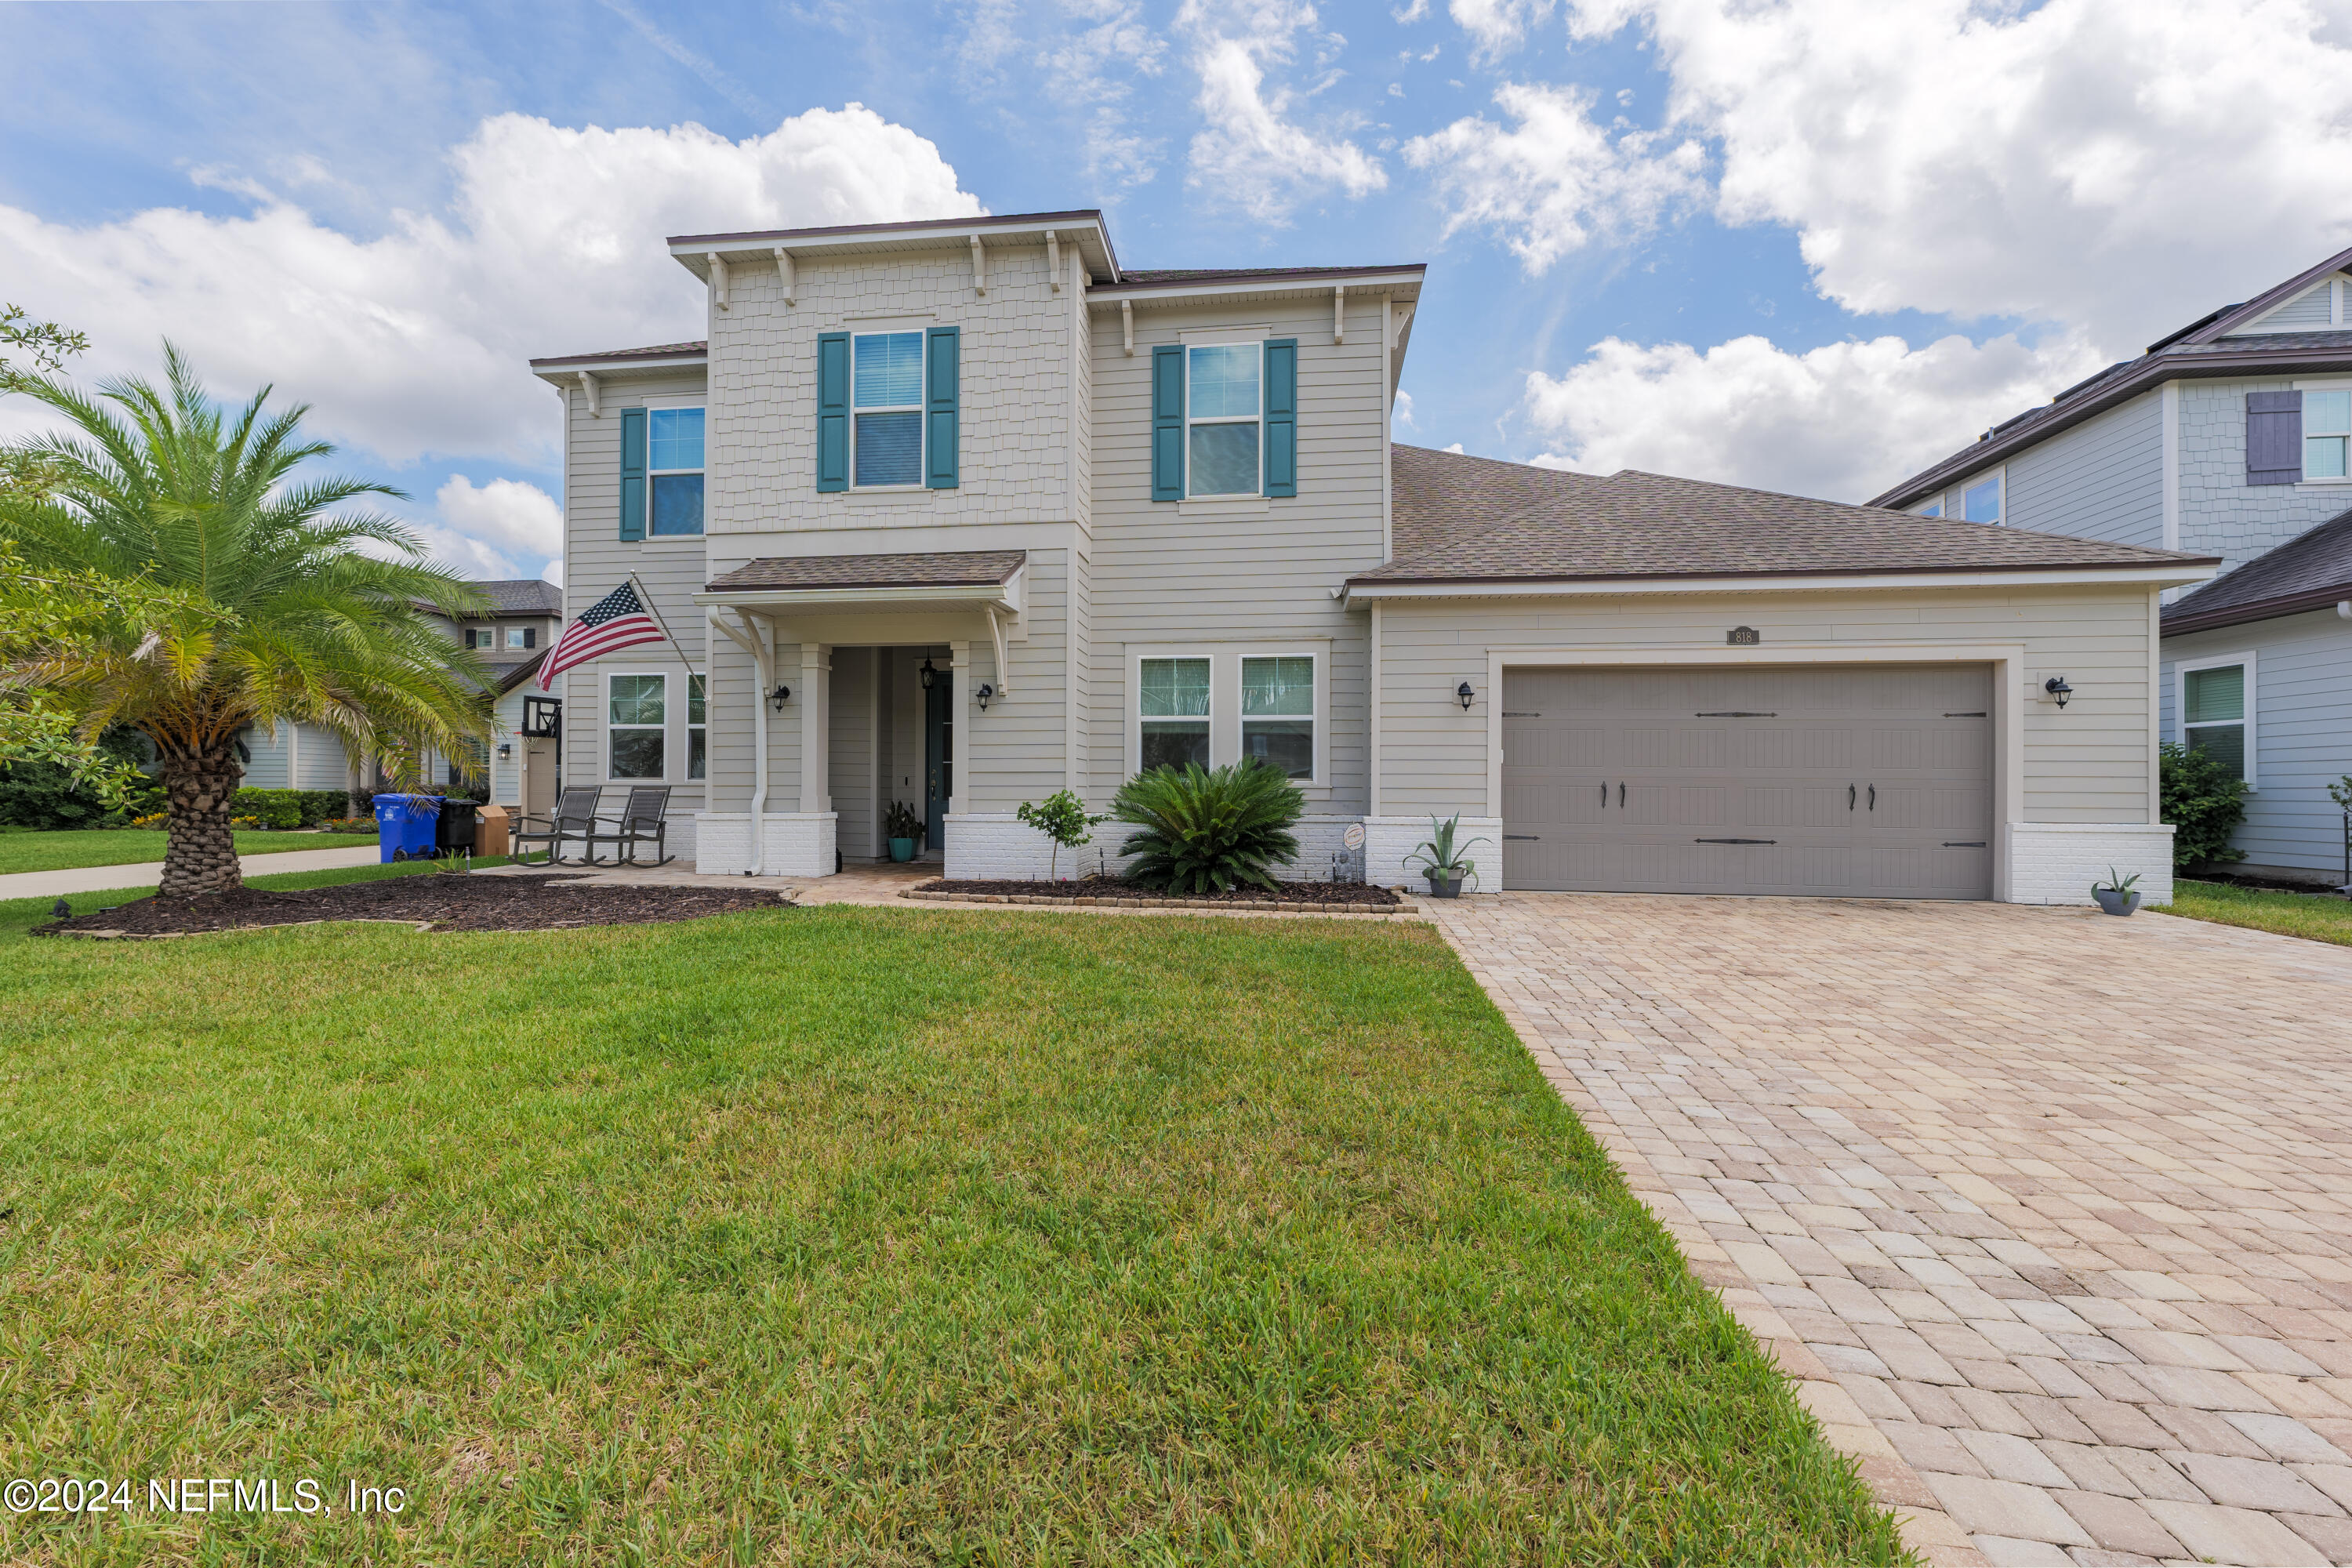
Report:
695,549,1027,619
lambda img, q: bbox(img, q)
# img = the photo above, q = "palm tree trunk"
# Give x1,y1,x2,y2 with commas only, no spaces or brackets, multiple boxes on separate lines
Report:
157,738,245,897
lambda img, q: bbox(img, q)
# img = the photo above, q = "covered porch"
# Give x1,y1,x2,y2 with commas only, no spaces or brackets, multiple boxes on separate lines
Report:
691,550,1025,878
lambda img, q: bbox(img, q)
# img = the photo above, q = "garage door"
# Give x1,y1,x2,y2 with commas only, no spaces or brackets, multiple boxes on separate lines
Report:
1500,665,1994,899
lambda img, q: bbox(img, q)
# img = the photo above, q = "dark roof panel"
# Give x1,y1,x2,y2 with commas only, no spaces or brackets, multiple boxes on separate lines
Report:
2162,506,2352,634
706,550,1026,593
529,341,708,368
1361,445,2212,586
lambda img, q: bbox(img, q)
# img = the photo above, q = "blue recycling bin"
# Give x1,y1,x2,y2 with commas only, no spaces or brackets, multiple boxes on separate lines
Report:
373,793,444,862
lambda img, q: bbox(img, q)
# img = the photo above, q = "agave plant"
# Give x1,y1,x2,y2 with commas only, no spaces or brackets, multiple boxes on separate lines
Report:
1112,759,1303,894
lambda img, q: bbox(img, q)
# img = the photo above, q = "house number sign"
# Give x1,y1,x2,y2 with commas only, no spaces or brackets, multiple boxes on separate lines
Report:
1726,626,1762,646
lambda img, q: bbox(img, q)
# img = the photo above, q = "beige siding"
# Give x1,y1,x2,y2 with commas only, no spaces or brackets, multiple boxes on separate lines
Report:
707,249,1076,538
560,370,712,808
1083,292,1391,811
1375,584,2160,825
828,647,876,856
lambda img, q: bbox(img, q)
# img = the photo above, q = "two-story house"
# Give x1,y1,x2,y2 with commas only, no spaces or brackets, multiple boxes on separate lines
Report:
527,209,2209,904
1874,245,2352,887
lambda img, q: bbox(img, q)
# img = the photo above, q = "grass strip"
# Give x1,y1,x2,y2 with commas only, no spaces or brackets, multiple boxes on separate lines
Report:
0,828,383,877
0,902,1906,1563
2162,877,2352,948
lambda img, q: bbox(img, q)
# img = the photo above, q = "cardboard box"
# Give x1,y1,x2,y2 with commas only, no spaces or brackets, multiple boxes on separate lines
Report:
475,803,510,859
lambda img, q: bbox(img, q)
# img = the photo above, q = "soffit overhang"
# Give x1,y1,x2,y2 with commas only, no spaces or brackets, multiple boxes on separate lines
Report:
670,212,1118,284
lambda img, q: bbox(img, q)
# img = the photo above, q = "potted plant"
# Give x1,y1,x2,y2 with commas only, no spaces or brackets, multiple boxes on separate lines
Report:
884,801,924,863
2091,866,2142,916
1407,813,1490,898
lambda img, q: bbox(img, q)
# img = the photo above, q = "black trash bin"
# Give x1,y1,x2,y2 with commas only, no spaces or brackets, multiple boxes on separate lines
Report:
434,799,481,858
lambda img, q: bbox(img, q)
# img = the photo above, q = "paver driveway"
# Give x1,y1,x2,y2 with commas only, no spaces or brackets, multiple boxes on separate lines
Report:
1434,895,2352,1567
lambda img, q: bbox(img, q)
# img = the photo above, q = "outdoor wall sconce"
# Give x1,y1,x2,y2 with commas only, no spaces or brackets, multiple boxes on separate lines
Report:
1457,681,1476,710
496,742,512,760
768,684,792,710
918,658,938,691
975,682,996,711
2044,675,2073,709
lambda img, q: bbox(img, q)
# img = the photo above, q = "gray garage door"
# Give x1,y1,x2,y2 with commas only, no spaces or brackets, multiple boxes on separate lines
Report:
1500,665,1994,899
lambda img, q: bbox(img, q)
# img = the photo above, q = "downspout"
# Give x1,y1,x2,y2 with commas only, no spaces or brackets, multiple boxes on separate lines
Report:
710,608,772,877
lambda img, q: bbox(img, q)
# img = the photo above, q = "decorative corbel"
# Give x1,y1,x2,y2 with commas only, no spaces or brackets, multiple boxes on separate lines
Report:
1388,302,1416,348
775,247,795,306
707,251,730,310
1333,284,1346,343
576,370,601,417
985,605,1012,696
970,234,986,296
1045,229,1062,292
1120,299,1134,356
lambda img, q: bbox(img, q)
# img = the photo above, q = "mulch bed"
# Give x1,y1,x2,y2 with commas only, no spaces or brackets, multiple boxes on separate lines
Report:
34,874,792,939
909,877,1403,912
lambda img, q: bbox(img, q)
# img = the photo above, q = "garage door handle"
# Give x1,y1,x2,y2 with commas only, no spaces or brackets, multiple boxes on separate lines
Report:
1695,837,1777,844
1868,785,1876,810
1504,834,1540,841
1943,841,1986,848
1599,782,1607,806
1849,784,1856,811
1696,711,1777,717
1618,782,1625,808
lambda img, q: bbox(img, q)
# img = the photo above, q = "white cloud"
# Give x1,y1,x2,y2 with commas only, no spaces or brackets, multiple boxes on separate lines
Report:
960,0,1169,188
0,104,982,474
1179,0,1387,219
1394,388,1417,426
1404,82,1706,270
429,475,564,577
1450,0,1556,60
1523,331,2104,502
1560,0,2352,350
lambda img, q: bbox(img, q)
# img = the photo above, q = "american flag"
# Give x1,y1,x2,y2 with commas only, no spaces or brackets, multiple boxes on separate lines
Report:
537,581,666,690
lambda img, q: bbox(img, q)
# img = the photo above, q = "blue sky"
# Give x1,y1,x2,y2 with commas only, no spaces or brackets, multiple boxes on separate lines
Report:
5,0,2348,583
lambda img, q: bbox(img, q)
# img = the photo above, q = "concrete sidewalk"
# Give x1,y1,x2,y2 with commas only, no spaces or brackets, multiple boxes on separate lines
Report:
0,844,386,902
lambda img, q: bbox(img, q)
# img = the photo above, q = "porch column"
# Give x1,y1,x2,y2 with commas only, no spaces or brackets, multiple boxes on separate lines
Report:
800,643,830,815
949,639,968,815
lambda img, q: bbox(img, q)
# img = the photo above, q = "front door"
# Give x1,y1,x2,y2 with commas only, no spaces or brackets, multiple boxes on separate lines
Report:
924,677,952,855
523,739,557,818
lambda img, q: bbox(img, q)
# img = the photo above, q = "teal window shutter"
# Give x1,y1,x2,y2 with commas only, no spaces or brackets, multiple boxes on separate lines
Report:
925,325,960,488
816,332,850,492
1262,338,1297,498
619,406,646,540
1151,344,1185,501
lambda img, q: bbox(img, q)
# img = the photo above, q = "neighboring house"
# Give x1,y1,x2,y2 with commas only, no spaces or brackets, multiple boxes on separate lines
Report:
1874,245,2352,886
416,579,563,808
239,579,562,810
525,209,2209,904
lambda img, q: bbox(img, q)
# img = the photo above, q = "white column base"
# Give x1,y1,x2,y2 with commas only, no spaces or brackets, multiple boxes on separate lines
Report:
1364,814,1504,893
693,811,837,877
2006,822,2175,906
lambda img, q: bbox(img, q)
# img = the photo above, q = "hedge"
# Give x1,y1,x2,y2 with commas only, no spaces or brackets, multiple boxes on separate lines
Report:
231,788,358,829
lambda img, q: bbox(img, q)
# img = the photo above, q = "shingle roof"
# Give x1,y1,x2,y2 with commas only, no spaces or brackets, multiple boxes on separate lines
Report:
528,341,708,368
705,550,1026,593
474,579,564,615
2162,506,2352,634
1358,445,2212,586
1102,263,1425,291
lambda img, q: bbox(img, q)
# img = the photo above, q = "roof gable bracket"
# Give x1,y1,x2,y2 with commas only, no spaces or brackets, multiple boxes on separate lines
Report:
576,371,601,418
970,234,986,296
1333,285,1346,343
707,252,729,311
1046,230,1061,292
1121,299,1134,356
1389,303,1415,349
775,247,795,306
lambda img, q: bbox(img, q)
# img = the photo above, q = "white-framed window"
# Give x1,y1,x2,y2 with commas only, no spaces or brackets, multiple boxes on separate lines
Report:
1138,657,1211,771
1918,498,1943,518
607,672,666,780
2304,387,2350,481
1187,342,1261,497
688,673,706,782
1962,472,2003,524
504,626,534,651
1131,647,1327,786
2177,652,2256,789
648,408,706,535
852,331,924,487
1241,655,1315,780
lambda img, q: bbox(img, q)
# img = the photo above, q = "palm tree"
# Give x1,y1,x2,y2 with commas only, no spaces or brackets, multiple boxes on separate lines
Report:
0,345,493,897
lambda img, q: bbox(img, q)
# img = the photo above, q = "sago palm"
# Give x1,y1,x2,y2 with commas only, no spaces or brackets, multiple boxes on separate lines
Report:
0,345,492,896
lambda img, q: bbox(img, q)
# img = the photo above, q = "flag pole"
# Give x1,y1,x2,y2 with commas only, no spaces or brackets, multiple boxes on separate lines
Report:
626,570,701,695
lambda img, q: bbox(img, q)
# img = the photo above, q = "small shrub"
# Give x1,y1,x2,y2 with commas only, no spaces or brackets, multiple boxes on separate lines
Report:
883,800,924,844
2160,739,2249,867
1112,760,1303,895
229,815,262,830
130,813,169,830
321,816,375,833
1016,789,1111,880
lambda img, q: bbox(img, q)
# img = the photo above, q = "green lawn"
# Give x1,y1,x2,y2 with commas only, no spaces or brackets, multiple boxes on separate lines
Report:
0,827,380,877
2165,877,2352,948
0,880,1904,1565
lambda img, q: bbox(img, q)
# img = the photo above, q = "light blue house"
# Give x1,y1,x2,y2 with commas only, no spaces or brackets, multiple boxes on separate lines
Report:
1875,245,2352,887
